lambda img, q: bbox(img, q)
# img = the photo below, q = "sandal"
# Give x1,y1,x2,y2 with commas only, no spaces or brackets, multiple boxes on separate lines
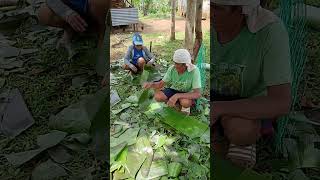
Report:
226,143,256,169
181,107,190,115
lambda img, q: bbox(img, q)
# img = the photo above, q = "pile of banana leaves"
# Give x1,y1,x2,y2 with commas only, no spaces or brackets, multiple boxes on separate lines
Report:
110,63,210,179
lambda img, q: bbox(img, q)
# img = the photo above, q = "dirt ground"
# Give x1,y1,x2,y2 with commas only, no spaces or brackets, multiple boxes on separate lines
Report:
141,18,210,34
110,18,210,62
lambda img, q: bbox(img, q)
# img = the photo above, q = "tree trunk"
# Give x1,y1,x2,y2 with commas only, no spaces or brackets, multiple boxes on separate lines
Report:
142,0,147,16
170,0,176,41
193,0,203,63
184,0,196,57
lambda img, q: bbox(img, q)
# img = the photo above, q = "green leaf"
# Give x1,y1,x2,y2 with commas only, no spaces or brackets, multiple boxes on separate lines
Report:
284,136,320,169
289,111,320,126
126,95,139,104
168,162,182,177
187,162,209,178
50,88,107,134
111,103,132,115
154,135,167,149
138,89,153,106
113,166,131,180
65,133,91,144
283,138,301,170
300,145,320,168
110,128,140,147
4,148,45,167
37,130,67,148
111,146,128,172
157,107,208,139
110,142,127,164
288,169,310,180
48,145,72,164
200,128,210,144
153,147,166,160
140,70,150,85
120,112,132,121
124,151,147,178
164,137,176,146
135,137,154,177
31,159,67,180
143,160,168,179
4,131,67,166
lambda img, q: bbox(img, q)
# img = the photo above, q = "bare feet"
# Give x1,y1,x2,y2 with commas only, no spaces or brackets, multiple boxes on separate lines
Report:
56,30,77,60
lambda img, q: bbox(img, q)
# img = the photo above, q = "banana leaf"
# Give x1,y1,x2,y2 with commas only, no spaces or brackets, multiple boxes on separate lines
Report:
124,151,147,178
288,169,310,180
136,160,168,179
31,159,67,180
111,146,128,172
153,135,167,149
111,103,132,115
138,89,153,105
134,137,154,178
110,128,140,147
140,70,150,85
157,107,208,139
138,89,154,111
4,131,67,166
168,162,182,178
110,142,127,164
48,145,72,164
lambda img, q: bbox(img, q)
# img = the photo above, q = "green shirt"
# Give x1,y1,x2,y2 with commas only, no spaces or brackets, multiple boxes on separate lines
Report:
163,65,201,92
211,21,292,98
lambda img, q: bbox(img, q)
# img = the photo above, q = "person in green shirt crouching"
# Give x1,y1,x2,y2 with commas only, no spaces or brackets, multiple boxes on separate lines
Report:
211,0,292,169
143,49,202,115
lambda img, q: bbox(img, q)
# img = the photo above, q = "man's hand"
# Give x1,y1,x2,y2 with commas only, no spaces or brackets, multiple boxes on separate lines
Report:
167,94,179,107
143,82,152,89
147,59,155,66
66,12,88,32
128,63,138,73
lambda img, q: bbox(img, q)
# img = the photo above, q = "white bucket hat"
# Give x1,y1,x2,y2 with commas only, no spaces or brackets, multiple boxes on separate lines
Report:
173,49,196,72
212,0,279,33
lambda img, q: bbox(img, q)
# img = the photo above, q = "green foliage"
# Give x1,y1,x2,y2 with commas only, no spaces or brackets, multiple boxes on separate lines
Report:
135,0,172,17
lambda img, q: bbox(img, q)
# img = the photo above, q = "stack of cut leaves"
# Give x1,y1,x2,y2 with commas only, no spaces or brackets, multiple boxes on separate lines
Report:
110,61,210,179
252,111,320,180
110,128,183,179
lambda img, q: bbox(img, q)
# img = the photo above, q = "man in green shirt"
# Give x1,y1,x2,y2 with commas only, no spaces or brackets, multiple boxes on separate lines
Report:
143,49,202,115
211,0,292,168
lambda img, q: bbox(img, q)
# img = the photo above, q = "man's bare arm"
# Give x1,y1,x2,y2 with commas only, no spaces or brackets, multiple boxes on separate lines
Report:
212,84,291,120
144,80,165,89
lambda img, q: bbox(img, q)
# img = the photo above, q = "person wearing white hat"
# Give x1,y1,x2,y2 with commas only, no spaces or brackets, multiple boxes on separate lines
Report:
211,0,292,168
143,49,201,115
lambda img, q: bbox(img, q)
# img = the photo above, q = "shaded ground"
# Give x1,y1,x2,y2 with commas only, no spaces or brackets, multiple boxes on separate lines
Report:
141,18,210,34
0,6,107,180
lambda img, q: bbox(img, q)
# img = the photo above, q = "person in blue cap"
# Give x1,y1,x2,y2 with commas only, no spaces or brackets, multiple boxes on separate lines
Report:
123,33,155,74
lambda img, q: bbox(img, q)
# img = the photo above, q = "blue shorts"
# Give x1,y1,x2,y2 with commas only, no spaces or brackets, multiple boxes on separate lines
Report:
64,0,89,16
162,88,196,107
162,88,184,99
